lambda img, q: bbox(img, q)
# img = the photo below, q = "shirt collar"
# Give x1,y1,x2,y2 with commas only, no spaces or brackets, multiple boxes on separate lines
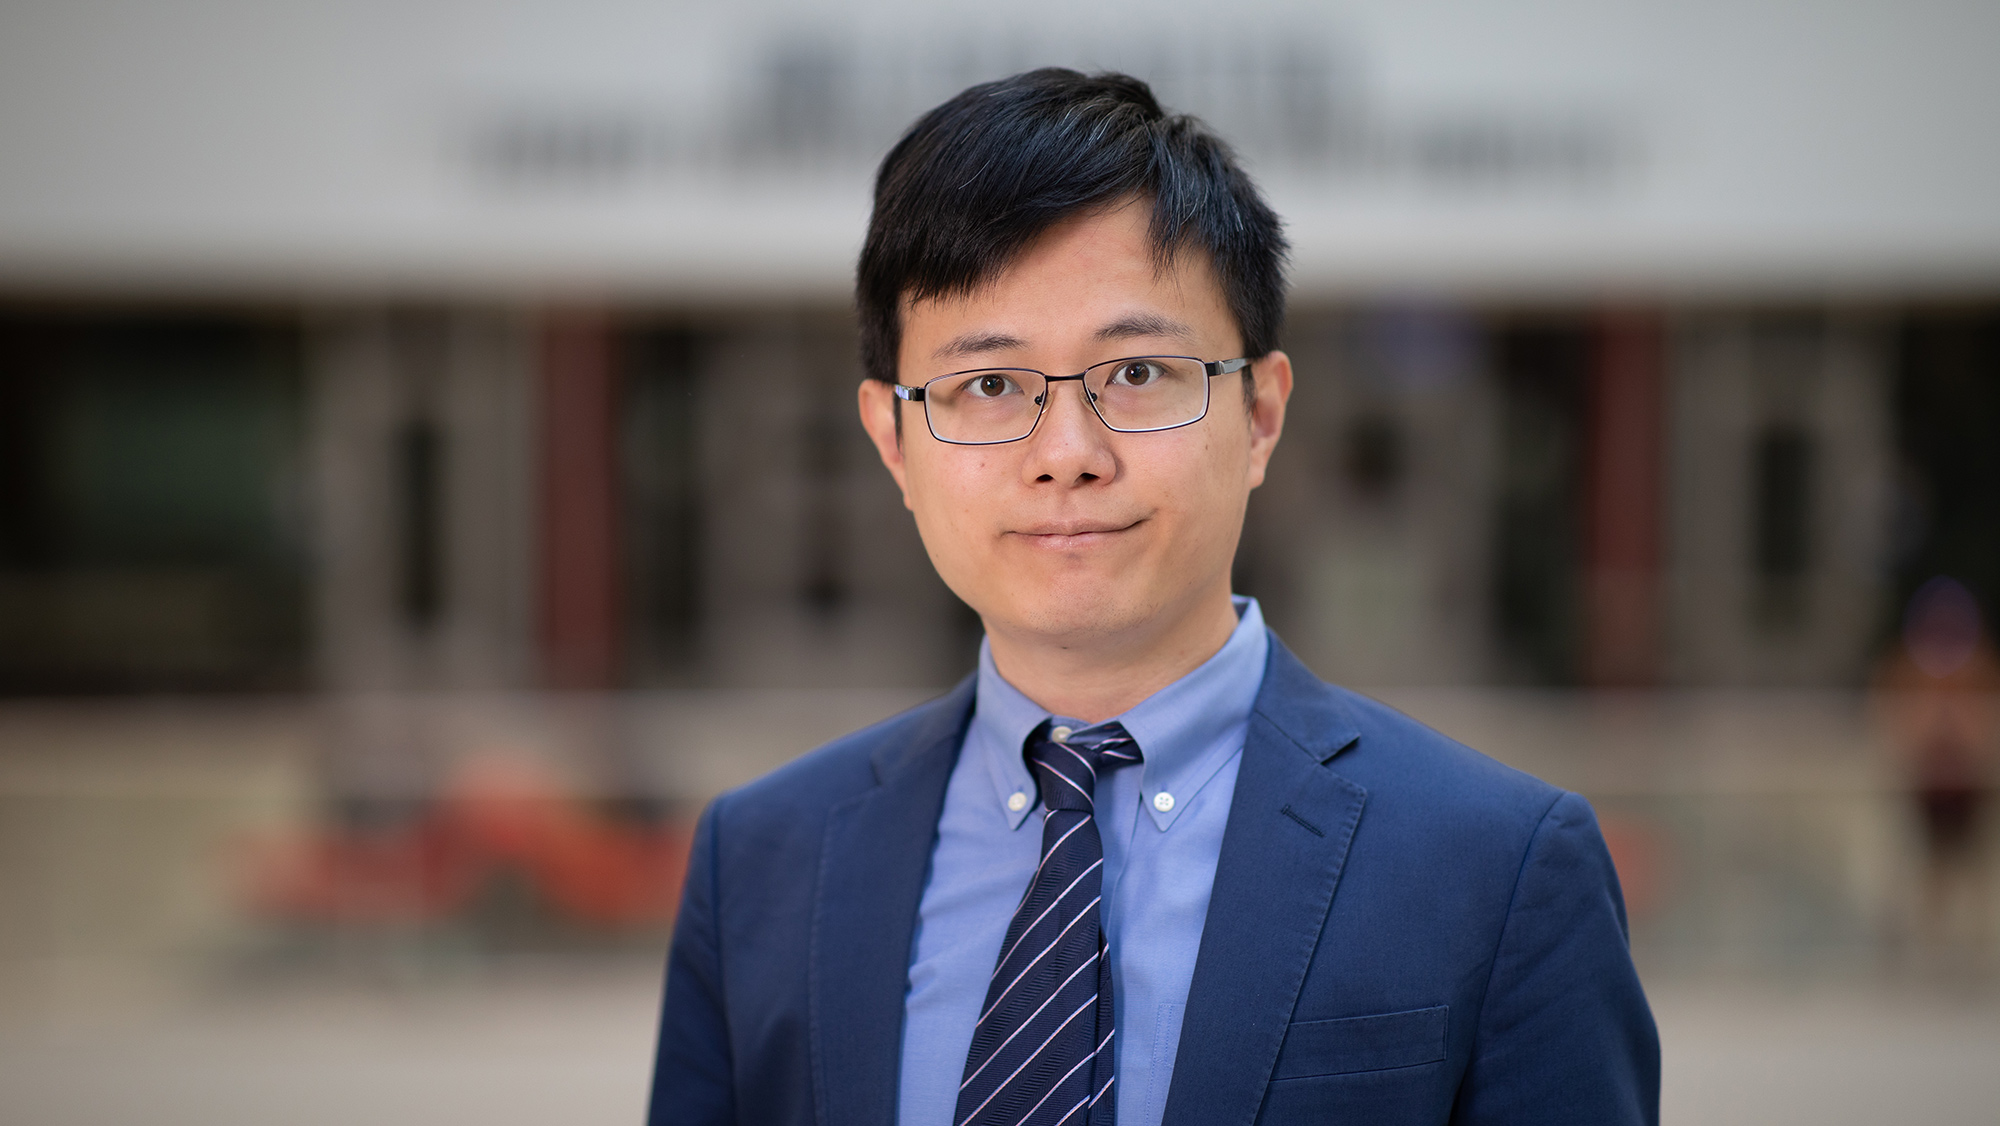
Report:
971,596,1270,831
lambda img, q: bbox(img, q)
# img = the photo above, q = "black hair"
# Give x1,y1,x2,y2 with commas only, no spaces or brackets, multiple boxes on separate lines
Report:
856,68,1289,386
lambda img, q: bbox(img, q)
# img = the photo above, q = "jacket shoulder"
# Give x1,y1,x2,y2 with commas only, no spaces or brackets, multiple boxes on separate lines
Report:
710,678,974,828
1257,634,1565,829
1328,684,1576,852
1327,685,1565,823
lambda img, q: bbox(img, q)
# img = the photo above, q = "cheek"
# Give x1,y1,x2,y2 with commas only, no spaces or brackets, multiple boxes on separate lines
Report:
912,447,999,508
1161,429,1245,503
903,449,997,559
1147,435,1251,555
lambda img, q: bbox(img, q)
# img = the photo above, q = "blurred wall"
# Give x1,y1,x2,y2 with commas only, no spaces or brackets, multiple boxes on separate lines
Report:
1,0,1999,295
0,0,1996,697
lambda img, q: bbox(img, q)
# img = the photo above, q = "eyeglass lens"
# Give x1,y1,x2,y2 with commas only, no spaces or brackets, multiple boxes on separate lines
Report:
922,356,1211,444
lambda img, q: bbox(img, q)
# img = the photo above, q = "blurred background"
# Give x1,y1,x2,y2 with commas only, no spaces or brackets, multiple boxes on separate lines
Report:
2,0,1998,1122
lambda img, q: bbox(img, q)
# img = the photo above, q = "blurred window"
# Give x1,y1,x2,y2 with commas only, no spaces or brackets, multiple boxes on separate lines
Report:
1752,424,1814,581
1341,413,1406,501
397,419,445,629
1894,312,2000,627
623,325,705,674
1491,322,1590,685
0,310,305,692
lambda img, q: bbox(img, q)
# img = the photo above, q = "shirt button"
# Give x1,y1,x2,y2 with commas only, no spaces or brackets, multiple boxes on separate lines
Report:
1007,792,1029,812
1153,791,1175,813
1049,725,1073,743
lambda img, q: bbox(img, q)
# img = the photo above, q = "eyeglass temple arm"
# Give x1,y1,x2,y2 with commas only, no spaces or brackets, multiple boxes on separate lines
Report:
892,384,925,402
1206,358,1252,377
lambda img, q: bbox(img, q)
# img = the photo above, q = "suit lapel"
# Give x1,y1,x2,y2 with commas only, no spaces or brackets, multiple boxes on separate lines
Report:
810,677,973,1126
1162,639,1366,1126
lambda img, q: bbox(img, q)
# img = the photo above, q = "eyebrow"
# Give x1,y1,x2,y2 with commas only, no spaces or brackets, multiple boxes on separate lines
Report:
929,313,1198,365
933,331,1028,362
1095,313,1197,346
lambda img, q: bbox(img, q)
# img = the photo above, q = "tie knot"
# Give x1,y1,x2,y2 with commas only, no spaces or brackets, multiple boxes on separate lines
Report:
1026,720,1142,813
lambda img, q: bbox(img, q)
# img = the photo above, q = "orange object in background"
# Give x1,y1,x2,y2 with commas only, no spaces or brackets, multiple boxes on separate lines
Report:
239,757,692,930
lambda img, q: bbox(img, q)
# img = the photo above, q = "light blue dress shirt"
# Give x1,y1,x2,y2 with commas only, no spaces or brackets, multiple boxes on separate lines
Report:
897,597,1270,1126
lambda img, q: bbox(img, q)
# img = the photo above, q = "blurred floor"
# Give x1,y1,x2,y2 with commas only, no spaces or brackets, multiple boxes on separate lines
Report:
1656,982,2000,1125
2,689,1996,1123
2,971,1998,1125
0,963,662,1126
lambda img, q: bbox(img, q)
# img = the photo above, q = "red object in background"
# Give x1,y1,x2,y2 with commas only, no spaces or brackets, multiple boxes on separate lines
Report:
1596,812,1668,920
443,760,690,925
239,758,692,929
1583,310,1665,687
240,819,479,926
539,310,624,690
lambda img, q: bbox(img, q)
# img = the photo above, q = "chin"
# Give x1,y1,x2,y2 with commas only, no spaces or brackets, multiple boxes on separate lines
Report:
998,583,1158,644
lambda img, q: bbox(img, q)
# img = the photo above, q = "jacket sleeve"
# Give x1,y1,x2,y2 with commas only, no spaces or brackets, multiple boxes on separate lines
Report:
1451,791,1661,1126
648,800,735,1126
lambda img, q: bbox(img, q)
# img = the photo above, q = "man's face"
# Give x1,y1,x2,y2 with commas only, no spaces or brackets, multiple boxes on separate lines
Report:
858,200,1291,653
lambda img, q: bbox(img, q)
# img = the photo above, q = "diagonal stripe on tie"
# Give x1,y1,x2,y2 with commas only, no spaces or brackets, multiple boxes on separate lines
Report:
961,950,1102,1092
987,859,1102,985
977,892,1100,1029
955,719,1142,1126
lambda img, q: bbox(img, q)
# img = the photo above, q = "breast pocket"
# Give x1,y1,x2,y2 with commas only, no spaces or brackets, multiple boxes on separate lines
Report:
1272,1005,1448,1079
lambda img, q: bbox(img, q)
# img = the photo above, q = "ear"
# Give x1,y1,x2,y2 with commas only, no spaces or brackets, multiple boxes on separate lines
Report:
857,378,914,509
1244,349,1293,490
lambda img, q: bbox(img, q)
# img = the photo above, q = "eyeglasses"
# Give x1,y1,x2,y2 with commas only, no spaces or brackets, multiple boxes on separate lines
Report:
892,355,1251,446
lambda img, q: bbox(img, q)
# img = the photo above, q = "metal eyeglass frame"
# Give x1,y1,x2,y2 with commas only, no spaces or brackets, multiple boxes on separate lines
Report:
891,355,1252,446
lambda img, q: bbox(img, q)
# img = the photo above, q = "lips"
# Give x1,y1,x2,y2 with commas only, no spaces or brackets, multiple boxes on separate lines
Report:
1015,521,1136,537
1009,519,1142,549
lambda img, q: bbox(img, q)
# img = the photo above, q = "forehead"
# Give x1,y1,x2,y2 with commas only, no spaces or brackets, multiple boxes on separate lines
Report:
898,204,1236,368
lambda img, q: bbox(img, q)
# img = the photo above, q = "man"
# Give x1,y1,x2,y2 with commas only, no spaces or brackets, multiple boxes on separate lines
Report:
650,69,1658,1126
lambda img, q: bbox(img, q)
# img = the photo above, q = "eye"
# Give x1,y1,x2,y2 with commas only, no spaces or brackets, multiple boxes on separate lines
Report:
1109,361,1162,387
967,372,1018,398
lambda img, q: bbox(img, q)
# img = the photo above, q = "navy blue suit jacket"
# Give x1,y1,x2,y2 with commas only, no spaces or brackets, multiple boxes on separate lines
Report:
649,636,1660,1125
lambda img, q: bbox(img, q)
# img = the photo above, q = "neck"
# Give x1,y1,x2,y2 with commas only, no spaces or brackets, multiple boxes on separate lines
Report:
984,582,1242,725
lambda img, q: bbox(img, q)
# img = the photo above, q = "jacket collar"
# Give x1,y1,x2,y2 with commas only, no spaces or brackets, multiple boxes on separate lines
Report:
1162,636,1367,1126
813,675,975,1126
868,673,977,785
1249,632,1362,764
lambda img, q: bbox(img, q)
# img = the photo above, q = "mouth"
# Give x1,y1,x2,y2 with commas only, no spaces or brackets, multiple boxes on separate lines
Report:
1009,519,1142,549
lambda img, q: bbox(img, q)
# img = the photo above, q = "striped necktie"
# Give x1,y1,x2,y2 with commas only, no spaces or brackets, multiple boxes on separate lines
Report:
955,719,1142,1126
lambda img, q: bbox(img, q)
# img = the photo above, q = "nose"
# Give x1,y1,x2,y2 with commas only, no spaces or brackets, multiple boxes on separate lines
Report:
1020,378,1117,485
